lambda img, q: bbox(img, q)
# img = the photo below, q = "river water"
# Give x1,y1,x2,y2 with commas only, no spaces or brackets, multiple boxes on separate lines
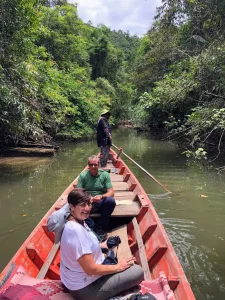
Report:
0,128,224,299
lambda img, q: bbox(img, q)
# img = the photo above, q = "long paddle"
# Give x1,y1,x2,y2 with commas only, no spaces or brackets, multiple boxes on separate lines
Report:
112,144,171,194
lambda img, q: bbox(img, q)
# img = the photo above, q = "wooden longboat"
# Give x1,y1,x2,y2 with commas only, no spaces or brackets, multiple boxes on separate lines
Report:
0,149,196,299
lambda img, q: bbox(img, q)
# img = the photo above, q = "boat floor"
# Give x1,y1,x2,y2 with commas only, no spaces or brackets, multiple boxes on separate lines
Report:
108,224,132,259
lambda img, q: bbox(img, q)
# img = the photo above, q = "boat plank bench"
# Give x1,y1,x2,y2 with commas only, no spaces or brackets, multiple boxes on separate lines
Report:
110,173,124,182
113,181,130,190
115,190,136,198
90,200,140,218
116,194,135,201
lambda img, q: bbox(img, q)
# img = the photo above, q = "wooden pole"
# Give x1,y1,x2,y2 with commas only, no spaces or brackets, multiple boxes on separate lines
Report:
112,144,171,194
116,147,123,159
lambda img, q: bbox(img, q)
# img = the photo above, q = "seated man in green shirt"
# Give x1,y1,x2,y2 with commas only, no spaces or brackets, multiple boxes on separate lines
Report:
76,155,116,239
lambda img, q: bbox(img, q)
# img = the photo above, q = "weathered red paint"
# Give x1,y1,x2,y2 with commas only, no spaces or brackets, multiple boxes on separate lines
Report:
0,150,196,299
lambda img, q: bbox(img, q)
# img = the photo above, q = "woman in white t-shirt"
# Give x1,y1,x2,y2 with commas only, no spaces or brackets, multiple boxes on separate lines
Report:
60,188,144,300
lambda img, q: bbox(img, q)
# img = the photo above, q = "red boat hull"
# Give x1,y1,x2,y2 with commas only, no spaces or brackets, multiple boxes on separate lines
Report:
0,149,195,299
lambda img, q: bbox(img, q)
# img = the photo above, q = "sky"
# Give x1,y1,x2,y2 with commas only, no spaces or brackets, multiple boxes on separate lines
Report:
68,0,162,36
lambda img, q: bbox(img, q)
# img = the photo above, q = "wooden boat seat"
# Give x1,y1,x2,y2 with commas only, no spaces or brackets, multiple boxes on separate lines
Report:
110,173,124,182
108,224,131,260
90,200,140,218
99,168,111,173
99,167,119,174
115,190,136,198
113,181,130,190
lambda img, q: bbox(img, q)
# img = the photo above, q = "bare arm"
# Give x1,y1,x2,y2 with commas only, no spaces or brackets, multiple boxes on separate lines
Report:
77,253,134,276
103,187,114,198
91,187,114,203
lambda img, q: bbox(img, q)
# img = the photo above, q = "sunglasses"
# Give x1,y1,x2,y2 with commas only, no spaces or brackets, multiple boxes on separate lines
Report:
88,163,98,167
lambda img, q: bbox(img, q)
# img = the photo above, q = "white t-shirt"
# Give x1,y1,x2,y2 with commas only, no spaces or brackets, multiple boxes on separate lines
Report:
60,220,104,290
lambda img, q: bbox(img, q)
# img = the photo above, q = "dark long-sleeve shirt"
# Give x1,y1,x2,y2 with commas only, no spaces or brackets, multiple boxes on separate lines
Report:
96,117,112,147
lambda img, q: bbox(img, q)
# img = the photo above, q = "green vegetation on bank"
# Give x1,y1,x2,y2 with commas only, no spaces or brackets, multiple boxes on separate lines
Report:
133,0,225,160
0,0,139,145
1,0,225,161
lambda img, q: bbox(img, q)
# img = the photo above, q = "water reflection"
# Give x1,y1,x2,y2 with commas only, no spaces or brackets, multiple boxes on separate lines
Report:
0,129,225,300
147,192,171,200
162,217,225,299
114,129,225,299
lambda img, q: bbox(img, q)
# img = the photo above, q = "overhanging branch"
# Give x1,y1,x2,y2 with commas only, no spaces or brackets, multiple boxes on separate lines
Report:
204,92,225,100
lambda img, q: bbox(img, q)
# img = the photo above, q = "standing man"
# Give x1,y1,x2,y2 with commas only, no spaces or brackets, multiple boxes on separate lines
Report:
97,109,112,167
76,155,116,240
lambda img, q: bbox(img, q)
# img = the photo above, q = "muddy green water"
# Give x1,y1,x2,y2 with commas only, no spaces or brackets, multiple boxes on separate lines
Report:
0,128,225,299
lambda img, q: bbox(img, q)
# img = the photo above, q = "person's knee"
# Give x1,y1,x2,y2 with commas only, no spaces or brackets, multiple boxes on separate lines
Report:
105,197,116,209
116,265,144,292
130,264,144,284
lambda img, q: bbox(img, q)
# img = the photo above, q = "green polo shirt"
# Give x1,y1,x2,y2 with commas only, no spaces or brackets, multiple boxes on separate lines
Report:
76,170,112,196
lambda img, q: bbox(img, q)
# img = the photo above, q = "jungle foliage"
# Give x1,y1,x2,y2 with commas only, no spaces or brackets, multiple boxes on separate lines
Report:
132,0,225,160
1,0,225,161
0,0,139,145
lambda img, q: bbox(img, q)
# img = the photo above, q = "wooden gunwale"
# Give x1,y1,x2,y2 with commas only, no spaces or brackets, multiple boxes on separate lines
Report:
113,150,195,299
0,149,195,300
